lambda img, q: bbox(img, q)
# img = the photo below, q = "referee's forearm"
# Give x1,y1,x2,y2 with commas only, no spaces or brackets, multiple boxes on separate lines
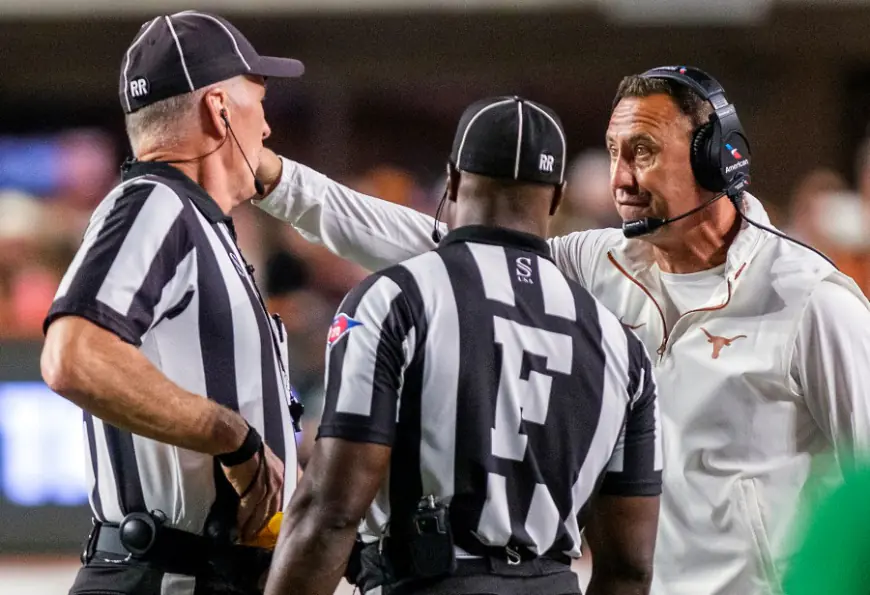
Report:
265,506,355,595
42,316,247,455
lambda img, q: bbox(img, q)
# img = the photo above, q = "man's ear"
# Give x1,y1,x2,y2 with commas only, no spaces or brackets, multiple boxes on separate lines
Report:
203,89,229,139
447,162,460,203
549,181,566,216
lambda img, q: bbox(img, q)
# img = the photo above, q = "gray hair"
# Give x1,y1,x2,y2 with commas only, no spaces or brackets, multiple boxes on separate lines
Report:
124,77,251,155
124,88,209,155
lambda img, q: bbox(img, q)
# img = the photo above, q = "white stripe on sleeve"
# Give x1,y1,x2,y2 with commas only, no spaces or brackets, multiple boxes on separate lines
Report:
335,276,404,416
96,183,185,316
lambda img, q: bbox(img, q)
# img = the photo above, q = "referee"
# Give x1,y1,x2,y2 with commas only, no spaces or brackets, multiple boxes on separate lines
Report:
265,97,662,595
41,12,304,595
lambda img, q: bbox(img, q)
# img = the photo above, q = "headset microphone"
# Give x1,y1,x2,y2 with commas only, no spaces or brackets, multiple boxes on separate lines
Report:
221,110,266,197
622,191,727,238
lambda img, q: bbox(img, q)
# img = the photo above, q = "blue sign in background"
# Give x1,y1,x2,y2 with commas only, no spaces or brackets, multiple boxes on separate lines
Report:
0,382,89,507
0,342,91,553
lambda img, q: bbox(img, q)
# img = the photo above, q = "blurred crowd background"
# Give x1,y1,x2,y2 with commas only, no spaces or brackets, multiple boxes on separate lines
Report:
5,0,870,592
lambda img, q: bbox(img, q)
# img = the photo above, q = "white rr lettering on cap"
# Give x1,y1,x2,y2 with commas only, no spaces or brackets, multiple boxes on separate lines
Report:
130,78,149,98
539,154,554,173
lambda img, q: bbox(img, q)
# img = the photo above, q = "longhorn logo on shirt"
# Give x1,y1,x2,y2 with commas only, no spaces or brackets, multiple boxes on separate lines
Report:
701,328,747,359
327,313,362,348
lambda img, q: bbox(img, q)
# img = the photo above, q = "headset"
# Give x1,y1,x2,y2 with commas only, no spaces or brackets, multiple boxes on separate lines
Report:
624,65,837,268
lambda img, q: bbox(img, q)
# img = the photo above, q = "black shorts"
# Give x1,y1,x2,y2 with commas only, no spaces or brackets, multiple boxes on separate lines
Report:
68,559,263,595
387,569,581,595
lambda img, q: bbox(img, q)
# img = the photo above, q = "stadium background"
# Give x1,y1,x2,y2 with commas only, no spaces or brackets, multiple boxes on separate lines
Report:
3,0,870,592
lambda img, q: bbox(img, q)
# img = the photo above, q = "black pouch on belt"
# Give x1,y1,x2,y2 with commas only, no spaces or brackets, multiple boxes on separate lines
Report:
407,495,457,578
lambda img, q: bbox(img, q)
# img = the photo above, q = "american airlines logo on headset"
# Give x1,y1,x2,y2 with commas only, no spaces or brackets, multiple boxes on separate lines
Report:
725,159,749,174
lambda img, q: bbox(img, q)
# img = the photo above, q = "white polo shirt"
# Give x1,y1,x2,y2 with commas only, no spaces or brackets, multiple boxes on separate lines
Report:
256,157,870,595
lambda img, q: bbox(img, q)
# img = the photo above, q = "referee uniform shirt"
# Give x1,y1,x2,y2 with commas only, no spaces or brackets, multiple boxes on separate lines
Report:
323,226,661,592
45,11,308,595
45,160,297,573
318,97,663,594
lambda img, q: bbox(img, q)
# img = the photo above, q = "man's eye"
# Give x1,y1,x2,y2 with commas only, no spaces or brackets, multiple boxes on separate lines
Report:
635,145,651,156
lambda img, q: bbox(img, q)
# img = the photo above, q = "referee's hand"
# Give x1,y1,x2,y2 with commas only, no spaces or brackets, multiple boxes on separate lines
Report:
221,444,285,544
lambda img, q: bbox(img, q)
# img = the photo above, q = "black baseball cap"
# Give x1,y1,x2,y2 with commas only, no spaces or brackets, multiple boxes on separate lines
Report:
119,11,304,114
449,96,567,186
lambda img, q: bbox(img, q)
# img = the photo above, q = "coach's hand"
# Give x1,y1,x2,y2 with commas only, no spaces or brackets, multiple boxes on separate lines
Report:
255,147,283,196
222,444,285,543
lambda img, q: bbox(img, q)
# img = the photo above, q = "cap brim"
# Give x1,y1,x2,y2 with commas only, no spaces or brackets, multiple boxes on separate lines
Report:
251,56,305,79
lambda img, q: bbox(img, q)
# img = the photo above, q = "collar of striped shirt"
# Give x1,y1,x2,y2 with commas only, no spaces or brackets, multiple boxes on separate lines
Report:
440,225,551,259
121,159,230,224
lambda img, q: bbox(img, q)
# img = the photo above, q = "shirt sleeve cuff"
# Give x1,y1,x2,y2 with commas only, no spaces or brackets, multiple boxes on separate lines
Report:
44,299,142,346
317,424,394,446
598,474,663,497
253,156,313,224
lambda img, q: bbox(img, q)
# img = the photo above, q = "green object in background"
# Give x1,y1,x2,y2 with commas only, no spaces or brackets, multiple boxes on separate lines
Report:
782,465,870,594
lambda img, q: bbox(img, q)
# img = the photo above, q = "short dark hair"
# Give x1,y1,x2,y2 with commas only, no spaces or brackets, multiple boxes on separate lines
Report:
612,75,713,133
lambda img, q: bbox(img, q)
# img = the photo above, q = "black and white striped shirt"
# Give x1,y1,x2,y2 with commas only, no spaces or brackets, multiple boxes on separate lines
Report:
319,225,661,561
45,160,297,537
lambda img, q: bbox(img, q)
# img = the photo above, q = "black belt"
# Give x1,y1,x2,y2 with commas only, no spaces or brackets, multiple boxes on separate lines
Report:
355,541,572,595
455,538,573,567
87,521,272,579
453,556,570,575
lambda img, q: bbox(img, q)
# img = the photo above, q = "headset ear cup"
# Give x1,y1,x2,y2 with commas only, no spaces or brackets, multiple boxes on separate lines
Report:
691,122,725,192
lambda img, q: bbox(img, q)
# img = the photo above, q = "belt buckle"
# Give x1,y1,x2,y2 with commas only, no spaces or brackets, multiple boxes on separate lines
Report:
81,519,98,565
82,518,100,564
505,545,521,566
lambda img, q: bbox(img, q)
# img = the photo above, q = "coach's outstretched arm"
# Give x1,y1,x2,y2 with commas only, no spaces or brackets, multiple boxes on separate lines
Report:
255,149,600,285
255,149,441,272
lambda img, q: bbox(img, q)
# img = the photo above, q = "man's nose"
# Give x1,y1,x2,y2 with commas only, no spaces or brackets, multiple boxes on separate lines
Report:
263,122,272,141
611,156,637,193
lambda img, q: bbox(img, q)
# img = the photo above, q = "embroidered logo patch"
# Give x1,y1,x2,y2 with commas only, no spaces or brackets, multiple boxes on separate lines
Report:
327,313,362,348
701,327,747,359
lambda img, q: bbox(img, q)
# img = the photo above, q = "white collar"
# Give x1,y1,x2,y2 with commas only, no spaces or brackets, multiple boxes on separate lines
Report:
611,192,768,284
